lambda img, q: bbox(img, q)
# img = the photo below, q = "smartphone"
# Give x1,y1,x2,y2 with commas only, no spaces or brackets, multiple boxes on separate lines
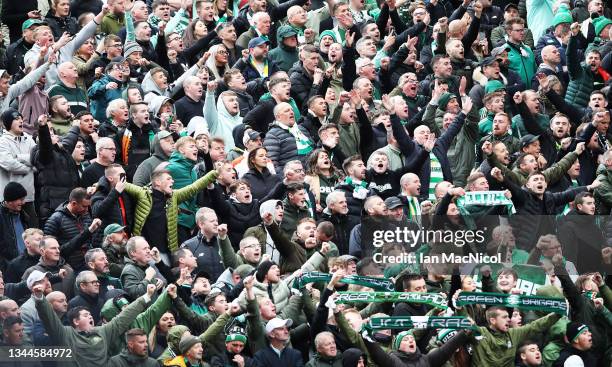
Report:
389,26,396,36
119,173,126,181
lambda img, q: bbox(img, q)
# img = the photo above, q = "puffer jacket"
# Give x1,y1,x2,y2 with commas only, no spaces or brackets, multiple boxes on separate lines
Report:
565,34,608,108
43,202,94,271
123,170,219,253
242,167,283,201
91,176,135,245
31,124,80,223
88,74,126,122
535,27,567,66
263,121,313,171
44,13,79,40
166,151,199,231
204,90,243,152
289,65,330,111
0,131,36,202
133,133,172,186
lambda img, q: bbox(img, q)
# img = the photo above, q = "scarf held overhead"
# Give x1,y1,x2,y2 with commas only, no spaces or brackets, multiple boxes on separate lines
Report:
294,272,394,291
335,291,448,309
455,291,568,315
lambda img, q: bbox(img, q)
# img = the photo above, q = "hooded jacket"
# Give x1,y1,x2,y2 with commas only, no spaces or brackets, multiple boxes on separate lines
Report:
158,325,190,363
204,90,243,152
269,26,300,72
108,349,160,367
133,133,172,186
0,131,36,202
88,74,126,122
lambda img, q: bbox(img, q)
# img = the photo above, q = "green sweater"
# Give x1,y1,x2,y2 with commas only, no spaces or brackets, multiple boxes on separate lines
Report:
35,294,148,367
166,151,198,230
124,170,219,252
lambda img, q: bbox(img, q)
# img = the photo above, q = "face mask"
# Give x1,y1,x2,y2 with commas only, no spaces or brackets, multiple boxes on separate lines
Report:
373,333,392,344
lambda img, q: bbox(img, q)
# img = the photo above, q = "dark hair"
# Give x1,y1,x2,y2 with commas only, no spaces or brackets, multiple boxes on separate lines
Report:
307,95,324,108
229,179,251,194
66,306,89,327
126,328,147,342
150,169,170,185
342,155,363,173
223,68,242,86
504,17,525,32
286,182,305,195
152,0,170,9
316,221,335,237
2,316,22,331
172,248,192,267
69,187,89,202
248,147,267,170
575,191,594,207
401,274,424,291
75,110,94,120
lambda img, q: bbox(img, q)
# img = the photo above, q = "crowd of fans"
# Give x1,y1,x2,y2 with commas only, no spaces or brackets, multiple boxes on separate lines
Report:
0,0,611,365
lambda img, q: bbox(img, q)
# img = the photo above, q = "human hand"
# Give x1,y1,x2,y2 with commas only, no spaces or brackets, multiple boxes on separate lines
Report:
575,141,586,155
207,80,218,91
481,140,493,156
88,218,102,233
217,223,228,239
167,283,177,299
513,92,523,104
145,267,157,280
491,167,504,182
320,242,331,255
147,283,157,298
233,355,245,367
461,96,473,114
106,82,119,90
570,22,580,36
150,247,161,263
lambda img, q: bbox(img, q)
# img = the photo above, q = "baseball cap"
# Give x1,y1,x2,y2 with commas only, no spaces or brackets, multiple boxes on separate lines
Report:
265,318,293,334
157,130,173,140
384,196,406,209
242,130,261,146
491,45,511,59
22,19,45,32
248,37,270,49
337,254,359,264
504,3,518,12
103,223,125,237
27,270,51,290
520,134,540,148
481,56,499,68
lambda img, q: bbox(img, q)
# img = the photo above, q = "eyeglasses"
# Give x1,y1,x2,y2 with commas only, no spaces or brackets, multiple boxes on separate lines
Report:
83,280,100,285
217,50,229,55
168,37,181,43
292,168,305,173
101,147,116,151
511,28,525,33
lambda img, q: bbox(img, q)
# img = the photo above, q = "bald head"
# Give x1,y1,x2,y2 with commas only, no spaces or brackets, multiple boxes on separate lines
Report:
58,62,78,86
0,300,19,319
541,45,561,66
47,291,68,314
448,20,466,38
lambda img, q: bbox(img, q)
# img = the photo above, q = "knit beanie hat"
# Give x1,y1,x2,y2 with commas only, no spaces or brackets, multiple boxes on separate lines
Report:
319,30,338,43
3,182,27,202
485,80,506,94
179,334,201,354
552,8,572,27
256,260,276,282
226,326,247,344
438,92,457,111
1,108,21,131
124,41,143,58
392,330,414,350
566,322,589,343
593,16,612,37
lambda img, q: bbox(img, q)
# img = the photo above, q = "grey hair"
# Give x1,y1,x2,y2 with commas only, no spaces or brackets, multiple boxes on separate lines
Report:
196,207,216,224
84,248,104,266
75,271,97,287
325,190,345,207
283,160,303,176
314,331,335,349
106,98,127,119
96,137,115,153
126,236,146,257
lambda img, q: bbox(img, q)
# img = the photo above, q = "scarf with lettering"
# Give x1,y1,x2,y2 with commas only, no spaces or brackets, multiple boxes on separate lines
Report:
293,272,394,291
363,316,479,334
455,291,568,315
335,292,448,309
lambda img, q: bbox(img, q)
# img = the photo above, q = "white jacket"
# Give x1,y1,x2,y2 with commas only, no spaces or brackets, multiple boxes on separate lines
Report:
0,131,36,202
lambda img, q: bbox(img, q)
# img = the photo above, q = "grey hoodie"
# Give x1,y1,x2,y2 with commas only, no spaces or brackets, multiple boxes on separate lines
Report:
142,63,199,103
132,133,172,186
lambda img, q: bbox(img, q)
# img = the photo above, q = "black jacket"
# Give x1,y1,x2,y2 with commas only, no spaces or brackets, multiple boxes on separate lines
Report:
5,38,34,81
181,233,225,281
242,167,283,201
320,210,356,256
289,65,330,112
1,0,38,43
62,125,97,161
44,14,79,40
299,112,324,145
5,252,39,283
175,95,204,127
68,290,106,324
70,0,103,18
263,122,312,171
558,210,607,274
32,124,81,224
0,205,31,271
118,120,158,180
242,98,277,134
43,202,94,272
253,345,304,367
91,176,135,245
210,351,257,367
332,183,366,236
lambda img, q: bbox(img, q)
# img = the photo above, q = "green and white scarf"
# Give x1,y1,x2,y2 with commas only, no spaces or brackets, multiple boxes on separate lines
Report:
429,153,443,201
345,177,369,200
363,316,479,334
293,272,394,291
455,291,568,315
277,122,313,156
336,292,448,309
455,191,515,214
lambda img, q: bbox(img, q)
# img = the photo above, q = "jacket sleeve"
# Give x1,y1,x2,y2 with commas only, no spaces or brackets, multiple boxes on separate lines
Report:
437,111,466,152
265,222,299,259
169,63,199,98
133,290,172,333
199,312,231,344
503,174,529,207
174,170,219,203
101,296,148,342
390,113,418,158
34,297,70,345
544,89,585,126
183,30,218,66
172,295,208,333
219,233,240,268
246,297,267,353
60,126,81,154
121,267,154,300
6,62,49,107
566,34,582,80
92,188,120,218
542,151,578,184
59,228,93,258
426,331,470,366
342,46,358,92
550,185,587,206
263,131,282,167
363,337,402,366
510,312,561,344
554,262,586,313
310,287,333,338
61,18,98,64
203,90,219,134
0,139,33,174
37,124,54,166
87,78,108,98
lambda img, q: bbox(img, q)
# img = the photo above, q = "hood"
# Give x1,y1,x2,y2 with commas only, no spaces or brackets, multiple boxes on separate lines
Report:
147,95,173,117
168,151,195,170
342,348,366,367
217,94,243,126
142,71,164,97
215,267,234,286
260,199,283,218
276,25,298,50
150,133,170,159
167,325,190,353
232,123,247,150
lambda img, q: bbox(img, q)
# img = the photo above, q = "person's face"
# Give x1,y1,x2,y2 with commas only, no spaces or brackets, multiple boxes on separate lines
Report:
218,164,236,185
89,252,110,274
504,7,518,20
447,41,464,60
80,274,100,296
186,79,204,100
180,141,199,161
388,206,405,220
578,196,596,215
334,5,353,27
276,103,295,125
194,133,208,151
523,140,541,157
588,93,607,111
544,46,561,65
274,204,284,222
25,233,43,253
282,34,298,48
413,126,430,145
328,43,342,63
70,198,91,216
4,197,26,212
131,240,152,264
412,7,426,23
357,79,373,100
0,300,20,320
23,27,36,43
349,160,367,180
520,154,538,174
132,105,150,125
483,62,500,79
368,197,387,216
288,189,307,208
133,2,149,19
109,231,128,248
192,277,211,294
398,334,417,354
541,240,562,258
153,71,168,89
303,51,319,73
550,117,569,139
371,153,389,174
445,98,460,114
259,298,277,319
470,177,490,192
490,310,510,332
79,114,95,134
251,43,269,60
255,15,271,34
53,97,71,119
61,63,79,83
98,142,117,163
228,73,246,91
309,97,327,117
186,343,204,361
434,58,452,77
112,102,130,123
588,0,603,15
210,294,228,314
43,240,61,262
74,309,95,332
493,143,510,165
524,92,541,114
289,7,307,26
341,103,356,123
214,46,229,64
316,151,331,170
297,221,316,242
4,323,24,346
159,136,175,156
200,213,219,236
210,141,226,161
320,35,335,51
404,176,421,196
317,335,337,357
128,334,148,357
222,95,239,115
509,23,526,42
285,163,305,183
250,148,267,169
233,183,252,203
330,195,349,215
586,51,602,72
78,38,95,55
492,115,510,136
49,294,68,313
194,20,207,38
154,4,172,21
167,33,184,52
575,329,593,350
158,312,176,332
358,39,377,58
271,326,290,342
239,238,261,263
36,28,54,47
226,340,244,354
406,278,426,292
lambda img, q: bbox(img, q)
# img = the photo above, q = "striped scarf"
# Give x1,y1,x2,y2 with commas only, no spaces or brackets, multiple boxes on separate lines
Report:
429,152,443,201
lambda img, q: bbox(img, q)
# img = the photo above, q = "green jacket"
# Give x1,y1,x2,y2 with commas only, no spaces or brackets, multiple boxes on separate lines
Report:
47,81,88,116
594,168,612,214
490,26,534,49
219,233,260,268
565,34,597,108
101,13,125,35
505,41,536,86
243,223,268,255
511,112,550,139
35,294,148,367
269,26,299,72
267,222,313,274
541,317,570,367
334,310,378,367
124,170,219,252
108,350,159,367
305,353,343,367
166,151,198,230
158,325,191,363
470,313,560,367
280,198,312,238
489,151,578,186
